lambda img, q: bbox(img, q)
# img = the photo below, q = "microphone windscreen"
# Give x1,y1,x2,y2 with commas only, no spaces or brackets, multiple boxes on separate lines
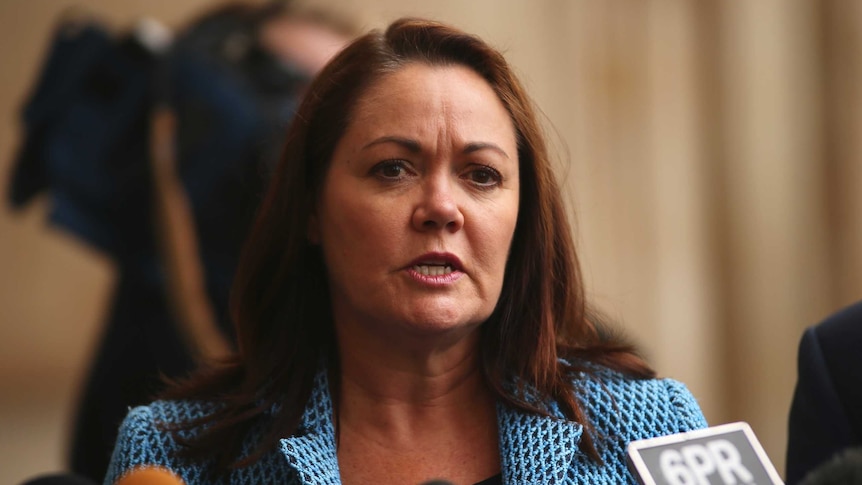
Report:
113,467,186,485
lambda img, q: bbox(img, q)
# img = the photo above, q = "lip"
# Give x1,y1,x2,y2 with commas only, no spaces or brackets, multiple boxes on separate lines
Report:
404,251,464,286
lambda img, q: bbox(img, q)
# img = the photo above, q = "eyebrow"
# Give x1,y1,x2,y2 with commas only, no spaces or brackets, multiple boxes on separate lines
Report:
362,136,421,153
463,142,510,160
362,136,510,159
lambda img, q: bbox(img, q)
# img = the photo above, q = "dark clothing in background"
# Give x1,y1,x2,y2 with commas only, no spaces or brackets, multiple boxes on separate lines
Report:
9,23,157,260
165,9,306,319
786,299,862,484
69,271,192,479
8,10,307,481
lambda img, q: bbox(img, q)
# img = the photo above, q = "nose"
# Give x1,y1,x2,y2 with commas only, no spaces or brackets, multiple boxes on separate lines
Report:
411,176,464,232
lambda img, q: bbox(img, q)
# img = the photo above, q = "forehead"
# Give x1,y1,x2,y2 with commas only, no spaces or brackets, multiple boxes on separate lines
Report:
346,62,516,142
356,62,497,102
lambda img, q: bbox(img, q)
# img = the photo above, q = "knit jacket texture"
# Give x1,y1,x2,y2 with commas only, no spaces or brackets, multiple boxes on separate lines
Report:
105,367,707,484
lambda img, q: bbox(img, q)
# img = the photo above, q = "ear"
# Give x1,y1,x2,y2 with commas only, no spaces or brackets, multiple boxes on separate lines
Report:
307,213,320,244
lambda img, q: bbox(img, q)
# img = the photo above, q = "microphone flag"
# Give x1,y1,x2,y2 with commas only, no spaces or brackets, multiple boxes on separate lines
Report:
627,422,784,485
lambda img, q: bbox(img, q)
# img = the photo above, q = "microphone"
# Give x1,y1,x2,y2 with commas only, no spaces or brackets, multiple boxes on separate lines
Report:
113,466,186,485
626,422,784,485
798,447,862,485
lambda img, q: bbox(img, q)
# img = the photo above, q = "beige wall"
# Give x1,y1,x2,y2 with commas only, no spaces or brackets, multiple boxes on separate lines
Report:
1,0,860,482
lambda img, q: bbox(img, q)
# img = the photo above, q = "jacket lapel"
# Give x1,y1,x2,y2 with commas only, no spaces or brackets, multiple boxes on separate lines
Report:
280,370,342,485
280,433,341,485
497,402,583,484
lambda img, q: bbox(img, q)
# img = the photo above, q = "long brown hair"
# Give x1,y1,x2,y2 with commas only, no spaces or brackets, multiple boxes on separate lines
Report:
163,17,654,472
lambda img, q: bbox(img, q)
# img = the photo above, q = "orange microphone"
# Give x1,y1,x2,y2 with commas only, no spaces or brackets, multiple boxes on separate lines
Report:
113,467,186,485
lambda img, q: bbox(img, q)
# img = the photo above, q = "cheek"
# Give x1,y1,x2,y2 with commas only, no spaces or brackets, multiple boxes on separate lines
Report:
318,207,367,294
474,200,519,276
318,189,403,265
493,193,520,249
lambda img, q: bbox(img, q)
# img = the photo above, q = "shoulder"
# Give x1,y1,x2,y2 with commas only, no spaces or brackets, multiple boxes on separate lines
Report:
106,399,296,485
542,367,709,482
809,299,862,354
104,400,218,485
798,300,862,414
572,367,708,440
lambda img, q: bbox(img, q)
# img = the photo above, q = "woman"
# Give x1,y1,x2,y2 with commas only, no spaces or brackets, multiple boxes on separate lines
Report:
105,18,707,485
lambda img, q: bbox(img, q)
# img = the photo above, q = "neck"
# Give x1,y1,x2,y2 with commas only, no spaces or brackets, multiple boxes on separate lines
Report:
340,325,487,397
334,317,495,438
332,320,501,485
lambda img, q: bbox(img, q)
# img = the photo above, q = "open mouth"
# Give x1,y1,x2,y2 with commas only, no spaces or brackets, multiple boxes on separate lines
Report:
407,252,463,277
413,264,454,276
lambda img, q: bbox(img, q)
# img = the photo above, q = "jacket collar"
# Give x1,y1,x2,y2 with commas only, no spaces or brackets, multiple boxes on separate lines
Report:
279,370,584,484
496,401,583,483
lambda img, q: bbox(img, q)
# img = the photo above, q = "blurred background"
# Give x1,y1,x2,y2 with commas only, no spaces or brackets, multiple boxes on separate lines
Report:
1,0,860,483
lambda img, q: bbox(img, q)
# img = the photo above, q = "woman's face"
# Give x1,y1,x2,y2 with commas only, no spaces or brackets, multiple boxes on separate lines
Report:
313,63,519,340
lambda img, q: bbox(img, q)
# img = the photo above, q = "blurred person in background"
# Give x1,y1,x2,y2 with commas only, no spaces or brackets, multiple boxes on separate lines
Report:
105,18,707,485
787,299,862,484
7,1,350,482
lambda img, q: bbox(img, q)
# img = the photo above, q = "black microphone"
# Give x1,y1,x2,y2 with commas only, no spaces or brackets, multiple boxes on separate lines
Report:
626,422,784,485
798,447,862,485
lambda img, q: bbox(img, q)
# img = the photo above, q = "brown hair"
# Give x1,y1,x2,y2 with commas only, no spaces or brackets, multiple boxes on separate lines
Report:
163,17,654,473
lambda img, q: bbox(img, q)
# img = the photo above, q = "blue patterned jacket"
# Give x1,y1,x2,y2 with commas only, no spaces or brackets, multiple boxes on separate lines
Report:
105,367,707,484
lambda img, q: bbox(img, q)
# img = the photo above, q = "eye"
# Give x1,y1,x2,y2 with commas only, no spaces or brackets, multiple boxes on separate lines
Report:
463,165,503,188
370,159,414,181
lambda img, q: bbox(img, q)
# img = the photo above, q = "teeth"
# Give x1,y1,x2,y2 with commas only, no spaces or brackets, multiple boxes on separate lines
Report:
414,265,453,276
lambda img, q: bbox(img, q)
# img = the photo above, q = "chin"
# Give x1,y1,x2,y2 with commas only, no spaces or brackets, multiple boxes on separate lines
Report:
399,306,489,336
